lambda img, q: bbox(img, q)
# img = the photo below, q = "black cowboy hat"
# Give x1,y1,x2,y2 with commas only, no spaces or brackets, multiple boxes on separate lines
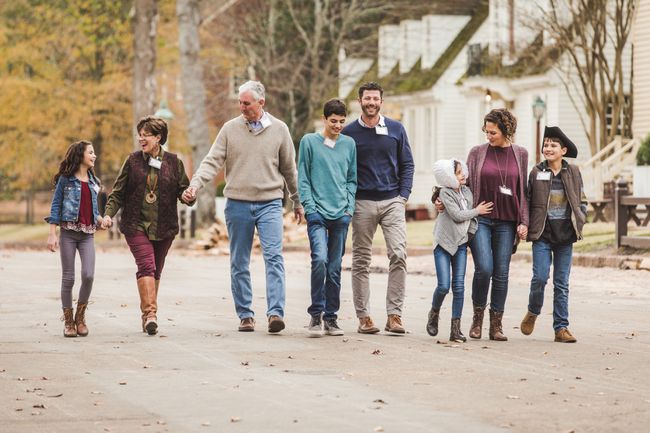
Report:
543,126,578,158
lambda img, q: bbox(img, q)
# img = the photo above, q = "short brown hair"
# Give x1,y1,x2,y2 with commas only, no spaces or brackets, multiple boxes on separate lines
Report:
323,99,347,118
483,108,517,141
137,116,168,145
358,82,383,99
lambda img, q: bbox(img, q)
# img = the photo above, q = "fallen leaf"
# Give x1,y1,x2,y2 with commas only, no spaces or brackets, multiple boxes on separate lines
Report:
201,421,211,426
41,377,48,380
47,394,63,398
374,427,384,432
342,338,349,343
120,304,127,308
15,408,23,412
118,381,127,385
91,391,103,395
241,361,249,366
506,395,520,399
575,376,582,380
371,349,381,355
230,417,241,423
373,399,387,404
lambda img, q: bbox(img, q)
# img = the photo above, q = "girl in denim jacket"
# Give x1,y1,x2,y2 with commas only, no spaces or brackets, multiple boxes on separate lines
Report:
46,140,103,338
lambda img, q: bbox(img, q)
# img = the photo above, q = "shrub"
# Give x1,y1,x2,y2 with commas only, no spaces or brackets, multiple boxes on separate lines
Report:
637,134,650,166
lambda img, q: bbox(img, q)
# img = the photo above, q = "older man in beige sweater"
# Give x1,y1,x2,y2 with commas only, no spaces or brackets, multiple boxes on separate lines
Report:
183,80,303,334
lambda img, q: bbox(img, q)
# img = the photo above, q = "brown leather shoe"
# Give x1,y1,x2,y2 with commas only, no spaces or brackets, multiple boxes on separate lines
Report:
74,303,89,337
238,317,255,332
489,309,508,341
469,305,485,339
385,314,405,334
357,316,380,334
267,315,285,333
520,311,537,336
62,308,77,338
554,327,577,343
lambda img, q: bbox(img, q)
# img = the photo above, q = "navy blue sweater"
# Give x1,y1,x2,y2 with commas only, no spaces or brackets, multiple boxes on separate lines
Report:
342,117,414,201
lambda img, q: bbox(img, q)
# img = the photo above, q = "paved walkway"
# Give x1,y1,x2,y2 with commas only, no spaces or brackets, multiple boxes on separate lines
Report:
1,248,649,433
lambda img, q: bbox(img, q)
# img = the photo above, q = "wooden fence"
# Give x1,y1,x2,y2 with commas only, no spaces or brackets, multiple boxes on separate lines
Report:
614,180,650,248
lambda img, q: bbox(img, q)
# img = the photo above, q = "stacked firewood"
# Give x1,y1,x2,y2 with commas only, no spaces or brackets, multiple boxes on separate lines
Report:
193,212,307,252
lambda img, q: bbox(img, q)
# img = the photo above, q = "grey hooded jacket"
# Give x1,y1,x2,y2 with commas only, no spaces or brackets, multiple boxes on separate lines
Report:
432,159,479,255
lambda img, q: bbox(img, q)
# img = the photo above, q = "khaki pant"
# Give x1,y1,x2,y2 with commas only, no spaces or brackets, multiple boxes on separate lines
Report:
351,197,407,317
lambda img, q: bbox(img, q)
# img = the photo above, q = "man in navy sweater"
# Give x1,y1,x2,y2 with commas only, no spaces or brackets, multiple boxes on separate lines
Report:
342,82,414,335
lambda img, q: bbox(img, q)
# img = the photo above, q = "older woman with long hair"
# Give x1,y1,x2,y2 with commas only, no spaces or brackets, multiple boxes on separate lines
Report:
103,116,194,335
466,108,529,341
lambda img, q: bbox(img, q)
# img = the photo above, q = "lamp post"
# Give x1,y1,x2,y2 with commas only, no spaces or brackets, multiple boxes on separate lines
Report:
532,96,546,164
155,99,174,150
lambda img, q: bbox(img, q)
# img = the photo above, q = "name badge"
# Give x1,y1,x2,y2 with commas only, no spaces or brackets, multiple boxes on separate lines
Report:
149,157,162,169
260,115,272,129
323,137,336,148
92,184,100,194
375,125,388,136
536,171,551,181
499,186,513,196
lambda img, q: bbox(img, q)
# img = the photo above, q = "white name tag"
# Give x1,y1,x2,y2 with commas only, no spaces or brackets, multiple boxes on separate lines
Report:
375,125,388,135
499,186,513,196
323,137,336,148
536,171,551,181
260,115,272,129
149,158,162,169
92,184,100,194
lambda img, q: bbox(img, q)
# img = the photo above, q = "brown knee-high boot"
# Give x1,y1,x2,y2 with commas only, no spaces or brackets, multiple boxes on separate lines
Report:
469,305,485,339
137,276,157,335
489,309,508,341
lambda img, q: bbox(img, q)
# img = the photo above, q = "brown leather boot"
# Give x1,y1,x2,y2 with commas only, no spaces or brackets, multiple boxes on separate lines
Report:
74,303,89,337
63,308,77,338
489,309,508,341
450,318,466,342
469,305,485,339
554,327,577,343
385,314,405,334
520,311,537,335
426,308,440,336
137,277,158,335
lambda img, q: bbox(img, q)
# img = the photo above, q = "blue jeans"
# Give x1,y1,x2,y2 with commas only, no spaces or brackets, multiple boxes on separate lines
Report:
528,240,573,331
306,212,351,320
469,217,516,312
225,199,285,319
432,244,467,319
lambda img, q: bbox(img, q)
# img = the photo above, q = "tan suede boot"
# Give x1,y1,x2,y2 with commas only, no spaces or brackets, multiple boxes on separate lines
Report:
489,309,508,341
74,303,89,337
137,277,158,335
520,311,538,336
63,308,77,338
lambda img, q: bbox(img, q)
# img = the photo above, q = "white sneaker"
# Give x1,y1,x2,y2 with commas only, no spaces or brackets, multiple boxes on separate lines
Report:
324,319,344,336
307,315,324,337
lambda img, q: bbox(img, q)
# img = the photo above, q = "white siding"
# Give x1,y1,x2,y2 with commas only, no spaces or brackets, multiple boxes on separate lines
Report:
422,15,471,69
634,0,650,138
399,20,425,74
378,25,400,78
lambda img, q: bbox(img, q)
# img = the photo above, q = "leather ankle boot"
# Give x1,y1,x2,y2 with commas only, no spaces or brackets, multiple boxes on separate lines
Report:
469,305,485,339
63,308,77,338
520,311,537,335
137,277,158,335
450,318,466,342
489,309,508,341
74,303,89,337
426,308,440,336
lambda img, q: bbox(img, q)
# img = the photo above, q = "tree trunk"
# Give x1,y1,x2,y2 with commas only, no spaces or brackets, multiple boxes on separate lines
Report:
177,0,216,226
133,0,158,150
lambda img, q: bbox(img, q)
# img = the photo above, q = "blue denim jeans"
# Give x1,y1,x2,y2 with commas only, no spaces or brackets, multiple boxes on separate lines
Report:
432,244,467,318
528,239,573,331
306,212,351,320
225,198,285,319
469,217,516,312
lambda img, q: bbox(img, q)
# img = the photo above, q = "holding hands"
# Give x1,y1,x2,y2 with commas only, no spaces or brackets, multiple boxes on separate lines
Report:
47,232,58,252
102,215,113,230
182,186,197,204
517,224,528,240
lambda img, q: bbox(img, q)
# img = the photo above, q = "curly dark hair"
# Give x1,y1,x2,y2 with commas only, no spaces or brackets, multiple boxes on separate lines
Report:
53,140,99,186
483,108,517,142
358,81,384,99
137,115,168,145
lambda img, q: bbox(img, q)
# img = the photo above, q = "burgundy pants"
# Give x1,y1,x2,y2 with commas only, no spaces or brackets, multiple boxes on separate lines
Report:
125,231,174,280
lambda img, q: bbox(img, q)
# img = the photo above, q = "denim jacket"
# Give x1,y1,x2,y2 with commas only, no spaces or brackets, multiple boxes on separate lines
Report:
45,174,100,225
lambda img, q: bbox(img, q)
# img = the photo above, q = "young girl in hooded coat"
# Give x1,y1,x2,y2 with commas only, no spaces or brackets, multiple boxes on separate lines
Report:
428,159,492,342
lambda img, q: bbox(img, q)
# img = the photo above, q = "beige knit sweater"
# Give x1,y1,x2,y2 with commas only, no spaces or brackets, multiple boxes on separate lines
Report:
190,113,301,209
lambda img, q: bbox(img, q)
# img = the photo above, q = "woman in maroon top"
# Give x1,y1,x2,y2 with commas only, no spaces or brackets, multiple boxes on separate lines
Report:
465,109,529,341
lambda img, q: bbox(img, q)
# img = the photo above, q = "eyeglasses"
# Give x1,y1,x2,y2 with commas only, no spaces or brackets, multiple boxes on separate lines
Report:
136,133,155,140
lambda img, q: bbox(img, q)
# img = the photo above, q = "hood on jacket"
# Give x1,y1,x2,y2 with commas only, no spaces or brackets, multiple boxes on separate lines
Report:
432,158,468,189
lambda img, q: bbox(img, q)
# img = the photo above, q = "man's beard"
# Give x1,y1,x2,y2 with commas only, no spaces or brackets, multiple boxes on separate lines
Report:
361,104,380,117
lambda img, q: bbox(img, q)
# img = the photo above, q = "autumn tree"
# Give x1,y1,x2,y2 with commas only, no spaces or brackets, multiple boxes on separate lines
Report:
0,0,133,222
133,0,158,149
